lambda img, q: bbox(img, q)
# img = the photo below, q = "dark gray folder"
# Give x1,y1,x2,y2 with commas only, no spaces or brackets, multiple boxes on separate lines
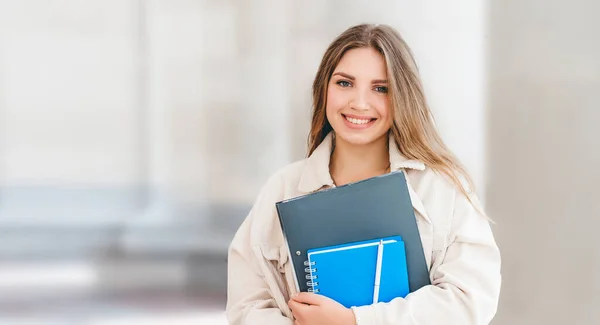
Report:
275,170,430,294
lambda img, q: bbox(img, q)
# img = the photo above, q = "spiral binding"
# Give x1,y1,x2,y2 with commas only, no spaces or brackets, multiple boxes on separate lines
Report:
303,260,319,293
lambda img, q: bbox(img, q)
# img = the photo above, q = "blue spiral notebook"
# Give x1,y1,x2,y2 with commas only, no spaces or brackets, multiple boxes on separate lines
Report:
306,236,410,308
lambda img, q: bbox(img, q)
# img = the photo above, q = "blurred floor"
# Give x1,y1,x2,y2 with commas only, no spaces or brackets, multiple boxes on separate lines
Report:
0,255,229,325
0,292,227,325
0,275,227,325
0,204,242,325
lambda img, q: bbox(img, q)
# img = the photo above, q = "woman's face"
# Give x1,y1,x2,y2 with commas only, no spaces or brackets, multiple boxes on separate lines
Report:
326,47,393,147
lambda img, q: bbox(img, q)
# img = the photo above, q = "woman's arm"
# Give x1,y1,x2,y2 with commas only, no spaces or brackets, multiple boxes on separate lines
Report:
351,191,502,325
225,175,294,325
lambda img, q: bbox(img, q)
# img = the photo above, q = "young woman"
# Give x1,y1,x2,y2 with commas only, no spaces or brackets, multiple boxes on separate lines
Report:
226,23,501,325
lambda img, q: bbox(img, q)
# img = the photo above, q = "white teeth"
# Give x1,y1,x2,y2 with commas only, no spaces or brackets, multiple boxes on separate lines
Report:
345,116,371,125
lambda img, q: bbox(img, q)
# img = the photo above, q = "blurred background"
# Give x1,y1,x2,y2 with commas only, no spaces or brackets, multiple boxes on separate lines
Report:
0,0,598,324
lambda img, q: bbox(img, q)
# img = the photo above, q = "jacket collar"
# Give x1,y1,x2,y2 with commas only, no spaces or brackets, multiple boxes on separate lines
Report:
297,132,426,193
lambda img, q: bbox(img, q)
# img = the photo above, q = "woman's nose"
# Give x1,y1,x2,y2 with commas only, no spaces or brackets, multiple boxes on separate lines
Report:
348,90,370,111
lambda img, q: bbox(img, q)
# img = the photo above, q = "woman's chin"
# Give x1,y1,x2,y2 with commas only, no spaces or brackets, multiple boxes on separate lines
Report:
334,130,388,147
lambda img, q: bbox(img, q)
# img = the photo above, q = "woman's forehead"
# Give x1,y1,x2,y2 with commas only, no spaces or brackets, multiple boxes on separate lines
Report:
334,48,388,80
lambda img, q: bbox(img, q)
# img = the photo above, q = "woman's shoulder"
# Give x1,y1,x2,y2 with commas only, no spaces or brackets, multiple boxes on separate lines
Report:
408,167,486,229
408,167,458,197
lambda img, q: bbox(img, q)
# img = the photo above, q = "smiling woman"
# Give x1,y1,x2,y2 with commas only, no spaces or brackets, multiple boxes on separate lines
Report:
226,23,501,325
324,47,394,185
328,49,391,139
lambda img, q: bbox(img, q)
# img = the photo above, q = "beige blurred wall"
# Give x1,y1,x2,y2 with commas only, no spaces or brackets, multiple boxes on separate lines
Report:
488,0,600,324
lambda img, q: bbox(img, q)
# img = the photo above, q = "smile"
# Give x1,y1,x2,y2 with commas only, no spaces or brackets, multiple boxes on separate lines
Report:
342,114,376,129
345,116,371,124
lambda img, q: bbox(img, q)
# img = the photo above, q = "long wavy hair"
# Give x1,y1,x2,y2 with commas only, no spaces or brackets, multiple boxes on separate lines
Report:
308,23,479,209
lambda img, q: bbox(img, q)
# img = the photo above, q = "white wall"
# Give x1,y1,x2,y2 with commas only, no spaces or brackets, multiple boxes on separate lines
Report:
0,0,142,185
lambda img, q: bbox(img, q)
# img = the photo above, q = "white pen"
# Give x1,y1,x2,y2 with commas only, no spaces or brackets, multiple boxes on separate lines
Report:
373,239,384,304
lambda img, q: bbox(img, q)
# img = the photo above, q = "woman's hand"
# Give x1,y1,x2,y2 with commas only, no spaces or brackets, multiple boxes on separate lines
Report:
288,292,356,325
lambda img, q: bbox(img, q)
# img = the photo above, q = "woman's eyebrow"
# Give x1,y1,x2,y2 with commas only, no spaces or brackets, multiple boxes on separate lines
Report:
371,79,388,84
332,72,355,80
332,72,387,84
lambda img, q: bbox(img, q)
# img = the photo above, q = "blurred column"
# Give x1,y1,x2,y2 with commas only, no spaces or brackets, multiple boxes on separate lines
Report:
0,2,6,200
120,0,210,254
127,0,208,227
203,0,292,205
488,0,600,324
185,0,294,294
188,0,294,240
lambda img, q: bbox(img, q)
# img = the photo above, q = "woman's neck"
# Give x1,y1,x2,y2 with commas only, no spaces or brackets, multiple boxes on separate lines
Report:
329,134,390,186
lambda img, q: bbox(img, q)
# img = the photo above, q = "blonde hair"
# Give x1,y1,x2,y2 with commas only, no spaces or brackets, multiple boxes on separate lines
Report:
308,23,481,212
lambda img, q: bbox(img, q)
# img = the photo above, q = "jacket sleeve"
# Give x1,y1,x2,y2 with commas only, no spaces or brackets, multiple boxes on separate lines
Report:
351,191,502,325
225,175,294,325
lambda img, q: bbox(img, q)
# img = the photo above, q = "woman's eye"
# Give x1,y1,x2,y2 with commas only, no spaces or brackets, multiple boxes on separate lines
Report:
336,80,352,87
375,86,388,93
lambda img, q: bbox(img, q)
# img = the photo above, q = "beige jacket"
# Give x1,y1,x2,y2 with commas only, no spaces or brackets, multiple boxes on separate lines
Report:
226,133,501,325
